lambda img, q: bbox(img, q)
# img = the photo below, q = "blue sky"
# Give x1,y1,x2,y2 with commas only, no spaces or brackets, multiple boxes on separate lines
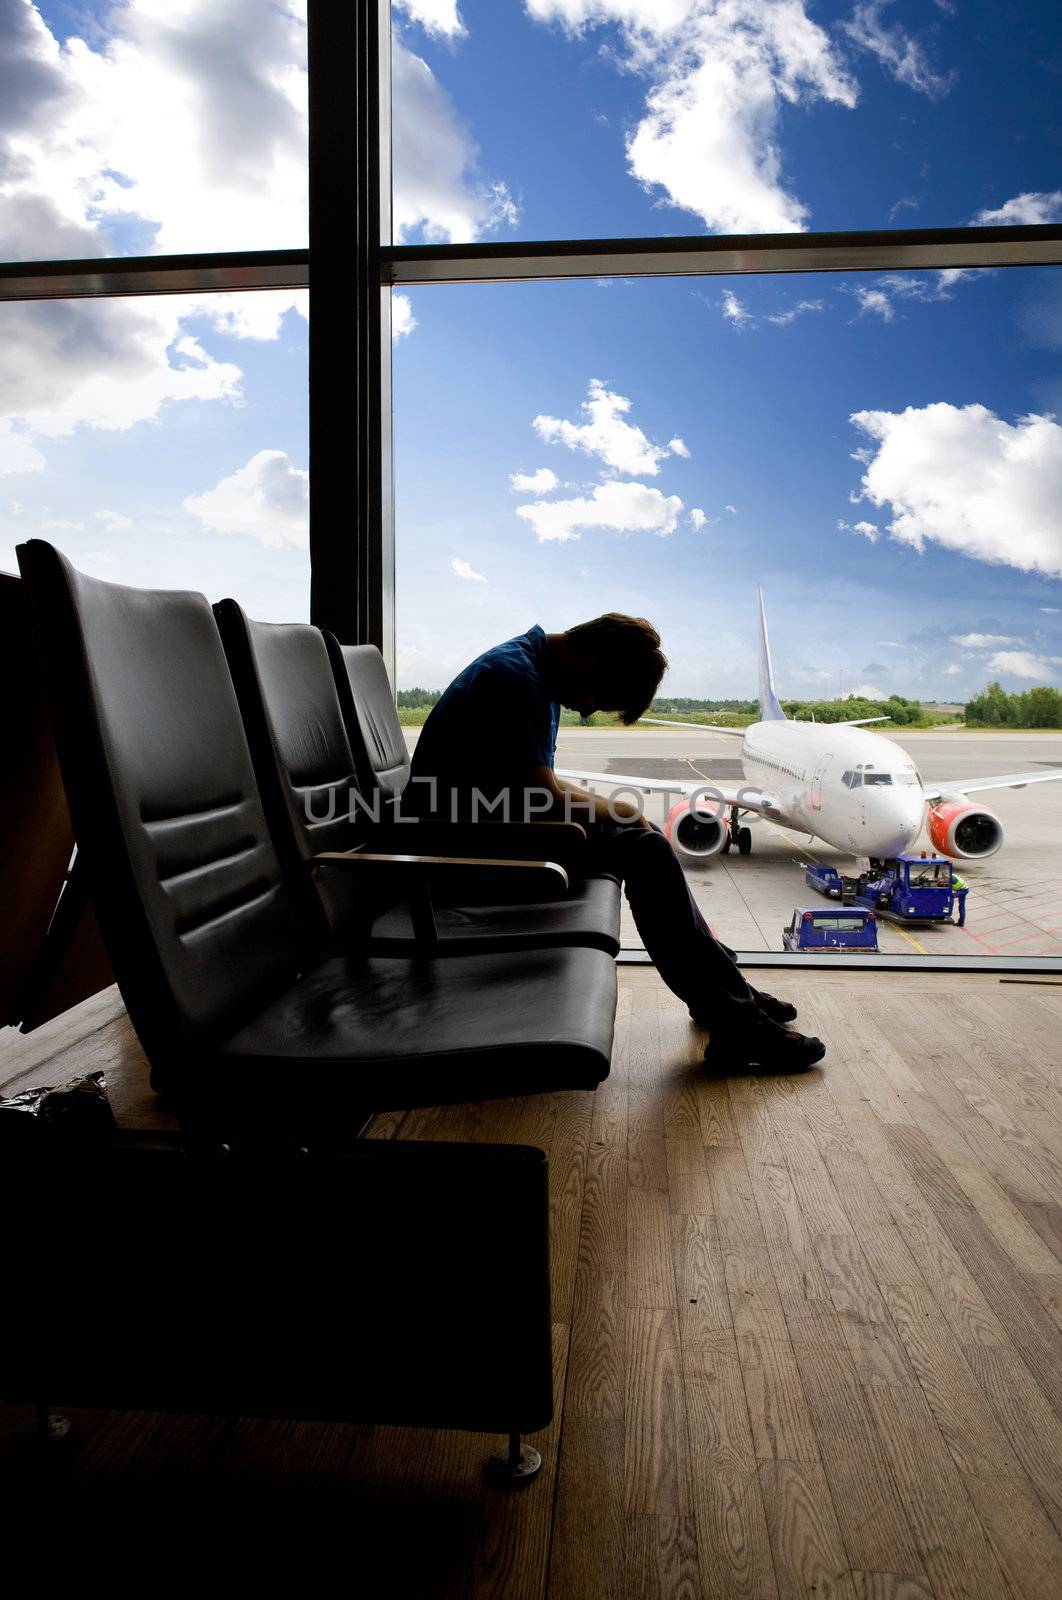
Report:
1,1,1060,700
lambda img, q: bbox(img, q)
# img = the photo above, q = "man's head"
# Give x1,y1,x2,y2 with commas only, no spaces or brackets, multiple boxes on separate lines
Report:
548,613,668,723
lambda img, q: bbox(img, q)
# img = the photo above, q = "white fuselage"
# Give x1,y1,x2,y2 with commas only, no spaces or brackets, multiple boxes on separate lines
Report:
739,720,928,858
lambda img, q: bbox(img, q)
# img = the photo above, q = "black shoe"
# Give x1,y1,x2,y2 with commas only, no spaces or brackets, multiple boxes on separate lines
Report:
704,1018,825,1074
750,987,798,1024
688,989,798,1028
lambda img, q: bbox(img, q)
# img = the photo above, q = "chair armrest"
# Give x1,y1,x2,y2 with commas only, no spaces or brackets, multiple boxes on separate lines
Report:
364,820,588,869
309,851,570,903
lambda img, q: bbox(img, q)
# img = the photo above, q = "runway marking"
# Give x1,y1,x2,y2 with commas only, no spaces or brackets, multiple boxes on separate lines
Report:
890,922,930,956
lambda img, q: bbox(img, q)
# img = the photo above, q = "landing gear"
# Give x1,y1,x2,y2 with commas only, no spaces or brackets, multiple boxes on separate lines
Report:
729,806,752,856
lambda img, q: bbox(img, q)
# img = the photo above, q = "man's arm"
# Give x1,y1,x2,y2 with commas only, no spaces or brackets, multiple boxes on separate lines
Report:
527,766,650,827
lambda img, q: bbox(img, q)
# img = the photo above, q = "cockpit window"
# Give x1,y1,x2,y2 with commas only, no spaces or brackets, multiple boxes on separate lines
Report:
896,769,919,786
842,770,861,789
863,772,893,786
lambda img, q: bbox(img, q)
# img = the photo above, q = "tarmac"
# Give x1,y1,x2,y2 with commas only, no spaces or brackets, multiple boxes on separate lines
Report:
402,725,1062,959
554,726,1062,958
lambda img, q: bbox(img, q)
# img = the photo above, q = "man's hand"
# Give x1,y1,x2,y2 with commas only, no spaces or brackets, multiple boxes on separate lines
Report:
537,769,652,828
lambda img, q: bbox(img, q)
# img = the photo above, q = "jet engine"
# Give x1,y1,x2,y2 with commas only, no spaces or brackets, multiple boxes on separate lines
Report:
928,798,1004,859
665,798,729,860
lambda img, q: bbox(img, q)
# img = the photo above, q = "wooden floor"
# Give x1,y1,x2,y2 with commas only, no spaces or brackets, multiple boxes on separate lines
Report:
4,968,1062,1597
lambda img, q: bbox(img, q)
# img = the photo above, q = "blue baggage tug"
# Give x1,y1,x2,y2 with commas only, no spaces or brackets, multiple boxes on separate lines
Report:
804,853,968,927
782,907,880,953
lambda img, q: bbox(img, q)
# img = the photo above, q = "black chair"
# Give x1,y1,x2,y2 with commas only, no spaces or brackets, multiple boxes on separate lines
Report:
10,541,618,1470
214,601,622,957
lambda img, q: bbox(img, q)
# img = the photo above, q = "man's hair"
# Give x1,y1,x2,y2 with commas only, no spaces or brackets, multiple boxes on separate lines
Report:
565,613,668,725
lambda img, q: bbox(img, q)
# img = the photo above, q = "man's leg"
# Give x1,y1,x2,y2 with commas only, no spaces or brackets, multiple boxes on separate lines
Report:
586,820,757,1019
586,820,820,1064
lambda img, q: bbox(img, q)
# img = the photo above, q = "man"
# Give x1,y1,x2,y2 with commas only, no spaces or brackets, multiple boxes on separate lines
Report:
411,615,825,1072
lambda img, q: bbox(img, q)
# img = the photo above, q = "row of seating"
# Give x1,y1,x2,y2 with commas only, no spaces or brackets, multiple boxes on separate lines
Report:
4,540,622,1475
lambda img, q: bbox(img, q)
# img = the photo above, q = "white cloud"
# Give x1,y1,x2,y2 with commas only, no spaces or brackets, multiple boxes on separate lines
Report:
837,517,879,542
0,297,243,446
721,290,752,327
394,0,466,38
943,663,960,675
987,651,1062,681
510,467,560,493
392,293,417,340
528,0,856,234
41,517,85,531
451,556,487,582
392,40,518,242
95,508,131,531
516,479,683,543
183,449,308,548
668,436,690,457
0,5,328,467
724,503,737,514
848,682,887,699
181,291,309,342
950,632,1021,648
853,286,894,321
875,269,980,303
973,191,1062,227
0,1,309,261
876,640,903,647
689,507,707,530
0,419,46,476
850,403,1062,578
765,298,823,326
534,378,682,477
1041,606,1060,614
844,1,954,98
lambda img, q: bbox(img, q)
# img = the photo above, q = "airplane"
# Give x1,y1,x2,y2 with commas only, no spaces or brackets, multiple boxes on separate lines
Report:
556,587,1062,865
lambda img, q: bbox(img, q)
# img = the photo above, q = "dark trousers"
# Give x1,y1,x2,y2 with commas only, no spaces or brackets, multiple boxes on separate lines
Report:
585,821,759,1024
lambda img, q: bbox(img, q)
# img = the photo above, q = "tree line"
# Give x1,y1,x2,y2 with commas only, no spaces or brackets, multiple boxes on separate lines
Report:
965,681,1062,728
650,693,933,727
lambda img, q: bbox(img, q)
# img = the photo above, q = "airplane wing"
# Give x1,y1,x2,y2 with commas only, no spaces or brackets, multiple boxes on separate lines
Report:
639,717,746,738
924,769,1062,801
835,716,889,727
554,764,781,817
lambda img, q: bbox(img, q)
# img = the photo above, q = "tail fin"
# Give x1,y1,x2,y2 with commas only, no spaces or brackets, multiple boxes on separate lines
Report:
756,586,786,722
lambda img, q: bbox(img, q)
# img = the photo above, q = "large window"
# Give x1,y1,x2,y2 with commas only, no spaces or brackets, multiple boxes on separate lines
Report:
394,263,1062,962
0,290,309,617
390,1,1062,245
0,1,309,617
4,2,1060,968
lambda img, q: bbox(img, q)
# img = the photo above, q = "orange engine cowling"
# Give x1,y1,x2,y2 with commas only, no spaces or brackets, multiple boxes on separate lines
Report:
928,799,1004,859
665,798,729,860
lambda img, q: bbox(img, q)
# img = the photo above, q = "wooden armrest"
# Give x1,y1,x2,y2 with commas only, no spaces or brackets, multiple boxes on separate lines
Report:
309,851,570,902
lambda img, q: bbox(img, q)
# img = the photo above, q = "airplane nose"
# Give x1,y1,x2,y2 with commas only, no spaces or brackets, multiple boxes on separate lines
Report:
865,791,923,858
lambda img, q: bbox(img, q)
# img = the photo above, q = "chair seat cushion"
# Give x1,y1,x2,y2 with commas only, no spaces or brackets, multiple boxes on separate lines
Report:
368,874,622,957
203,945,617,1123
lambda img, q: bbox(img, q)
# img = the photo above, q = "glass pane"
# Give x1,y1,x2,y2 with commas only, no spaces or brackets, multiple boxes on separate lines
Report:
394,266,1062,961
390,1,1062,244
1,289,309,619
3,1,306,260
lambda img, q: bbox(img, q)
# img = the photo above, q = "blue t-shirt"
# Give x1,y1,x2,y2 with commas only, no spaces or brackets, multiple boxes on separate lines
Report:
409,625,560,817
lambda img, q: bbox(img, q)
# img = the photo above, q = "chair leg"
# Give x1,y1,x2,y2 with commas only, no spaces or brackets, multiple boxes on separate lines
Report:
486,1431,542,1485
36,1404,71,1442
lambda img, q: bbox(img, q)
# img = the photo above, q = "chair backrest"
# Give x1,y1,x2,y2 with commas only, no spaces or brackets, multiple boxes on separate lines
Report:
215,603,370,932
16,542,305,1080
325,637,411,803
